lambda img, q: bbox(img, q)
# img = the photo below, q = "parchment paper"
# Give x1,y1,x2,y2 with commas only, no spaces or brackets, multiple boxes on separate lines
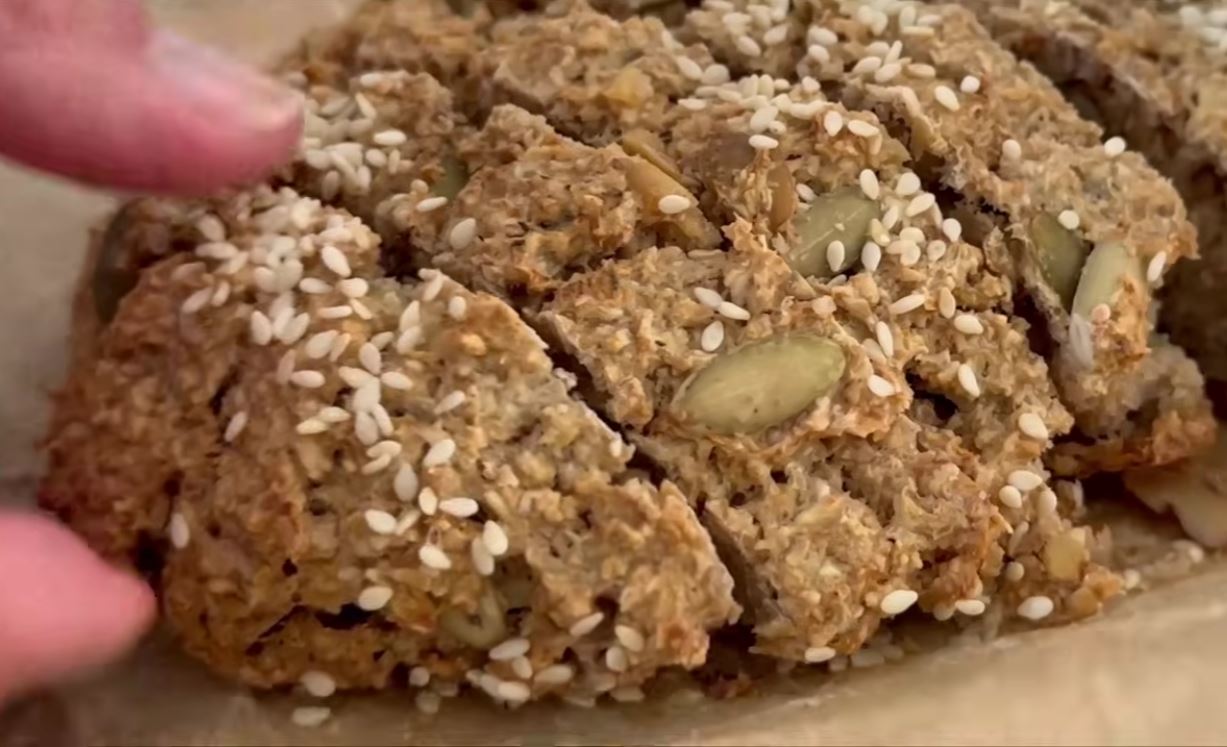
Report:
0,3,1224,744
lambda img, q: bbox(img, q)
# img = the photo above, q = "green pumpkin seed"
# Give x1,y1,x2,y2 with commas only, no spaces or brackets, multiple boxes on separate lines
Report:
1071,242,1144,319
789,188,880,277
432,155,469,200
674,334,846,434
1030,213,1089,310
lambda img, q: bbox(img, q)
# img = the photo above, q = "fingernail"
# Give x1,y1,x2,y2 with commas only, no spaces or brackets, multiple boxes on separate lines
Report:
147,30,302,132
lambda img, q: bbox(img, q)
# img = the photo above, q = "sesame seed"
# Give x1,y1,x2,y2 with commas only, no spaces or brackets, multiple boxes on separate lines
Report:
953,314,984,335
534,665,575,686
370,332,394,351
318,305,353,320
895,172,920,196
435,390,467,414
439,497,479,518
489,637,531,662
318,406,350,424
483,520,509,556
1104,136,1126,157
1036,488,1058,514
808,43,831,63
717,300,751,321
1018,413,1049,441
905,193,936,217
408,667,431,688
496,681,530,704
470,537,495,576
1008,470,1045,492
338,278,369,298
823,110,844,136
296,418,328,436
168,512,190,549
998,485,1024,509
449,218,478,250
804,646,836,663
889,293,926,315
867,374,896,398
280,314,311,345
852,56,882,76
1058,210,1080,230
957,363,980,398
396,327,422,354
657,194,692,215
422,438,456,468
846,119,878,138
934,85,960,111
248,311,273,346
181,287,212,315
447,296,468,320
416,196,449,213
1017,595,1054,621
748,134,780,150
693,287,724,309
299,277,331,294
357,585,393,611
276,350,296,384
735,34,762,57
941,218,963,243
858,169,881,200
352,379,382,412
381,371,413,391
354,412,379,446
339,366,374,389
750,105,779,132
702,63,730,85
373,129,407,147
875,321,895,358
700,320,725,352
1147,251,1168,285
605,645,629,673
955,599,986,616
364,509,398,535
320,245,352,278
874,62,902,83
826,240,847,274
678,98,708,111
418,486,438,515
224,411,248,443
291,706,332,728
419,544,452,570
511,656,534,680
300,670,337,698
350,299,373,320
907,63,936,78
361,454,392,475
393,463,419,502
1002,139,1022,161
938,289,957,319
1004,561,1025,582
359,343,382,375
960,75,981,94
615,625,646,653
880,589,918,615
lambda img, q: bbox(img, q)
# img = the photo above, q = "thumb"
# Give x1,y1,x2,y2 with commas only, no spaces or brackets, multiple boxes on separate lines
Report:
0,511,156,703
0,0,302,194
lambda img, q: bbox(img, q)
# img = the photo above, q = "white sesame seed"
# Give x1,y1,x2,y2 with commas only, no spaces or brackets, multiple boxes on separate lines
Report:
717,301,751,321
656,193,691,215
393,463,419,502
181,287,212,315
698,320,726,353
905,193,936,217
907,62,936,78
496,680,530,704
338,278,369,299
824,240,847,274
748,134,780,150
605,645,629,673
880,589,918,615
960,75,981,94
247,311,273,346
808,43,831,63
614,625,646,653
934,85,960,111
449,218,478,250
867,374,896,398
489,637,531,662
370,332,394,351
318,406,350,424
224,411,248,443
353,379,382,412
350,299,373,320
874,321,895,358
874,62,902,83
291,706,332,728
281,314,312,346
357,585,393,611
483,520,509,557
894,172,920,197
678,98,708,111
938,289,957,320
435,390,467,414
396,327,422,354
693,287,724,309
953,314,984,335
1002,139,1022,161
1018,413,1049,441
381,371,413,391
317,305,353,320
422,438,456,468
354,411,379,446
1147,251,1168,285
299,277,331,294
1004,561,1025,582
1104,136,1126,157
359,342,382,375
439,497,479,518
1058,210,1080,231
534,664,575,686
857,170,881,201
955,599,986,616
361,454,393,475
373,129,407,147
750,105,779,132
957,363,980,398
296,418,328,436
320,245,352,278
418,486,438,516
998,485,1024,509
408,666,431,688
470,537,495,576
276,350,296,384
168,512,190,549
804,646,836,664
852,56,882,76
889,293,926,315
1017,595,1054,621
364,509,398,535
1036,488,1058,514
300,670,337,698
941,218,963,243
339,366,374,389
846,119,878,138
416,196,449,213
1008,470,1045,492
447,295,468,321
823,110,844,136
419,544,452,570
735,34,762,57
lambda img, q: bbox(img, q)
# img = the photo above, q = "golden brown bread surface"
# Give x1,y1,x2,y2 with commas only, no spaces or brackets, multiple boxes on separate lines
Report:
41,0,1218,709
